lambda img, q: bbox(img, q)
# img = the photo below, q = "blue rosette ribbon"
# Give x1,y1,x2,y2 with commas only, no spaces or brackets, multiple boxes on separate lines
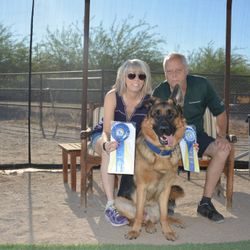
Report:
111,122,130,172
183,126,197,172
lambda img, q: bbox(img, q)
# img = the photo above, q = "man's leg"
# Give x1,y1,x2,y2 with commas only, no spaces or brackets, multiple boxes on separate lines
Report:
203,140,230,198
197,133,231,223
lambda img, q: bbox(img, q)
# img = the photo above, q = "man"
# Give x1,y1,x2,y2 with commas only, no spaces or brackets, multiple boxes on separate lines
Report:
152,52,231,223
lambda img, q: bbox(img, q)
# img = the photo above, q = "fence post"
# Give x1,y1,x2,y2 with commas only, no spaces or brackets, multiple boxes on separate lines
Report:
39,73,43,133
101,69,105,103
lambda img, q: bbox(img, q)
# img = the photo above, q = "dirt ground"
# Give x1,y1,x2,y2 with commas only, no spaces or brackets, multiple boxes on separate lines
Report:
0,168,250,245
0,115,249,245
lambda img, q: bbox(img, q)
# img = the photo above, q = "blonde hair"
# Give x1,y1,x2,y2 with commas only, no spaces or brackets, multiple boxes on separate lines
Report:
163,52,188,72
113,59,152,96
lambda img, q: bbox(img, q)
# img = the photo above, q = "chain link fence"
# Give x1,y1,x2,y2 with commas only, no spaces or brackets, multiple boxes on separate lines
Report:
0,70,249,167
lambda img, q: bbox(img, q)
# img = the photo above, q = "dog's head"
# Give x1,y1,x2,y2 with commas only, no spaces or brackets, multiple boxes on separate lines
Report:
141,85,186,148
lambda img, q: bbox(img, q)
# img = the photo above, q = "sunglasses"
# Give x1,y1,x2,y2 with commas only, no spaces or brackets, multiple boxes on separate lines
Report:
127,73,146,81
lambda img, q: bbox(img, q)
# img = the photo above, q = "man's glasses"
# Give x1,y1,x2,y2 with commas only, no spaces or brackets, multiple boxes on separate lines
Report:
166,69,184,76
127,73,146,81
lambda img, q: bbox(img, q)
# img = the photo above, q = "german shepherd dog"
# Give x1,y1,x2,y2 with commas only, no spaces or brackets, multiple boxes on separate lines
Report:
115,85,186,241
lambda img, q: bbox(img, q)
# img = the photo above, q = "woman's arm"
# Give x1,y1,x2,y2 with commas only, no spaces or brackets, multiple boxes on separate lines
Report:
102,90,117,150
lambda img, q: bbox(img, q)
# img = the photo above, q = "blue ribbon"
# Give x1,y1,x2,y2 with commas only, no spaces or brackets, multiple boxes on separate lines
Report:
111,123,130,172
183,126,196,172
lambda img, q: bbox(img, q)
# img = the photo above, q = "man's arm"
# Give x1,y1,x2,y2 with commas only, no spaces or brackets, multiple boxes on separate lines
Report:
215,110,231,151
216,111,227,138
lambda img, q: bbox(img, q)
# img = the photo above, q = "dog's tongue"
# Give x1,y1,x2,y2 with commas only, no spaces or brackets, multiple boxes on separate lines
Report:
161,135,174,146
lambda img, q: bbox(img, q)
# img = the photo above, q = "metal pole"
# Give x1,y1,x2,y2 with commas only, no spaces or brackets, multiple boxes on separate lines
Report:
80,0,90,209
28,0,35,165
81,0,90,131
224,0,232,133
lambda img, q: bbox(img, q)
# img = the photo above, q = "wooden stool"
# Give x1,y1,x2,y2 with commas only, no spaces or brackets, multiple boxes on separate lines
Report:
58,143,81,191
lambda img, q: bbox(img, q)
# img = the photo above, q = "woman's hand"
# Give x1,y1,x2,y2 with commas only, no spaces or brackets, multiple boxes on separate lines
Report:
103,141,119,153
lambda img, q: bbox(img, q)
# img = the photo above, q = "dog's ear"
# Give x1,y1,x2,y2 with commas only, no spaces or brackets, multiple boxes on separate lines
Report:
142,96,160,110
169,84,184,107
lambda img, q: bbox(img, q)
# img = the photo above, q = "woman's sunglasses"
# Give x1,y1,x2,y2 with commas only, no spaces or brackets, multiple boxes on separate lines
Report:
127,73,146,81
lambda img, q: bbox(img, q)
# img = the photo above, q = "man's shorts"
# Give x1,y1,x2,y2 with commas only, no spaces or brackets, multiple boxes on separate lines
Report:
197,131,215,157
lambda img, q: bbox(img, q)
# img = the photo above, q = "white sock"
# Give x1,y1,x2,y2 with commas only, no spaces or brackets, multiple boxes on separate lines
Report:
105,200,114,210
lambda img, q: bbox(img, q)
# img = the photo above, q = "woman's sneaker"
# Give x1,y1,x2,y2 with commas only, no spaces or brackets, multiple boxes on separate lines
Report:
197,200,224,223
104,205,129,227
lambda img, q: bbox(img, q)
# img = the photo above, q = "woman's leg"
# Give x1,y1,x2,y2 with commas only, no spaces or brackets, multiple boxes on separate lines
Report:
94,137,128,226
94,137,115,203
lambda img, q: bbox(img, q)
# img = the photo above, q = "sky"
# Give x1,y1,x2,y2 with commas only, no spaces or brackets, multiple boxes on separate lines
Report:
1,0,250,61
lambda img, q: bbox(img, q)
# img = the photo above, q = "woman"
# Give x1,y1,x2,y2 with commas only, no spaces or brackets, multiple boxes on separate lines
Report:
91,59,152,226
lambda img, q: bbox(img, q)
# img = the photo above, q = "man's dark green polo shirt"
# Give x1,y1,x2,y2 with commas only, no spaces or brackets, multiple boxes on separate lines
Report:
152,75,225,135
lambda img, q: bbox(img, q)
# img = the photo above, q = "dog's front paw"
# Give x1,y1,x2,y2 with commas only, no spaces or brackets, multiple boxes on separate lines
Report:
145,221,157,234
175,221,185,229
125,230,140,240
169,216,185,229
172,219,185,229
163,231,178,241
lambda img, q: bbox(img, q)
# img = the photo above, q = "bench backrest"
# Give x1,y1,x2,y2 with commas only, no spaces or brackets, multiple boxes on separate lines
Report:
86,104,104,129
203,108,216,138
92,106,104,128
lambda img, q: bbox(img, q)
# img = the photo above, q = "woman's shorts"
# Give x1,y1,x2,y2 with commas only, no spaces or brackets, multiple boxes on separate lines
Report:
197,131,215,157
90,132,102,151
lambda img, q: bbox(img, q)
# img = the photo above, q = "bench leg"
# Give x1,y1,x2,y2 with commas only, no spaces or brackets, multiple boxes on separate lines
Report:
70,152,77,192
80,142,88,208
226,147,235,209
62,149,68,183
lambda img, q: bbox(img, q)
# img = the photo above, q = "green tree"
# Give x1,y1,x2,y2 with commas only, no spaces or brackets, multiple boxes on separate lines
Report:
33,18,164,72
188,42,250,74
0,23,29,73
33,23,83,71
89,17,164,71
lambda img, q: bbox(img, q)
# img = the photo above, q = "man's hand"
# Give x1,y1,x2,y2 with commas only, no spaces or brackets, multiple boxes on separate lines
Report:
193,143,199,152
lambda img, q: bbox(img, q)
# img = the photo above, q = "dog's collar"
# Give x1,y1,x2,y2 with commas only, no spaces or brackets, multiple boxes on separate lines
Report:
144,140,172,156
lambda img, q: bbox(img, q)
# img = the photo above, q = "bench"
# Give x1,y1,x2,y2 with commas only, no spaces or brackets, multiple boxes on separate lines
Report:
58,103,236,209
80,106,236,209
58,142,81,191
58,104,103,194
